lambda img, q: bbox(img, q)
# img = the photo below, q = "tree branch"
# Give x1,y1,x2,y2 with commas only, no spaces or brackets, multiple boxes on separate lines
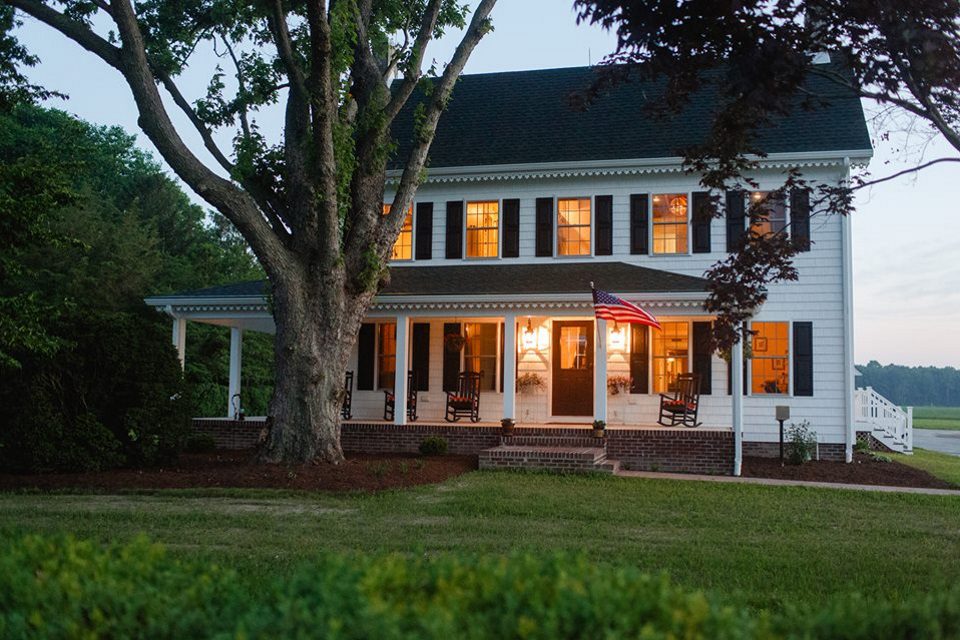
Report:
383,0,444,124
6,0,122,70
854,157,960,189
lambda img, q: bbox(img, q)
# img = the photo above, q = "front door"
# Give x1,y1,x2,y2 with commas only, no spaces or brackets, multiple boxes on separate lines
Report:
551,321,594,416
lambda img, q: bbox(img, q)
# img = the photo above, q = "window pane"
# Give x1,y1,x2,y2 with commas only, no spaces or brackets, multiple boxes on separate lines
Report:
378,323,397,390
559,325,589,370
750,191,787,237
466,201,499,258
652,194,688,254
557,198,591,256
651,322,689,393
464,322,497,391
383,204,413,260
751,321,789,394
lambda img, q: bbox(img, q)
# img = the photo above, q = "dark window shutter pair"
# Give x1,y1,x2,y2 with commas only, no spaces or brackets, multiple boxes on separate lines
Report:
630,324,649,393
790,189,812,252
630,194,649,255
502,199,520,258
793,322,814,396
595,195,613,256
445,201,463,259
692,322,713,394
692,192,713,254
726,190,747,251
442,322,461,392
415,203,433,260
411,323,430,391
535,197,553,257
357,323,376,390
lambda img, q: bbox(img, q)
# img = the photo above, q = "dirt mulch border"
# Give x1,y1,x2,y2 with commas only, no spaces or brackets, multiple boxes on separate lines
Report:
741,452,954,489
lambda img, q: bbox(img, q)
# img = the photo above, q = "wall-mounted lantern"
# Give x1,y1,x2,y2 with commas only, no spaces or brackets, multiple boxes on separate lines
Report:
608,321,626,351
521,318,537,351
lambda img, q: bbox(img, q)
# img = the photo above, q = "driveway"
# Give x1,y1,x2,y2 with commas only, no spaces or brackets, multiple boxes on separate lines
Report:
913,429,960,456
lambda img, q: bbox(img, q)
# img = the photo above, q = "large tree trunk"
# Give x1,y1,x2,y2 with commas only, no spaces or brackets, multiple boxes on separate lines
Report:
259,265,371,464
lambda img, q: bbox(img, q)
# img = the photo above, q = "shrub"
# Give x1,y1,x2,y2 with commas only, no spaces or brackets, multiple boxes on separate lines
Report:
419,436,448,456
785,420,818,465
183,433,217,454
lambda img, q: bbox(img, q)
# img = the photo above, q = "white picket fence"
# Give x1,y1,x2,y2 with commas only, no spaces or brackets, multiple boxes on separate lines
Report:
854,386,913,454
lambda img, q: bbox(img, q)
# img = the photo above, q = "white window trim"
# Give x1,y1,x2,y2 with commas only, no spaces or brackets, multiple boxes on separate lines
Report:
649,191,693,257
555,195,594,258
462,198,503,260
746,320,793,398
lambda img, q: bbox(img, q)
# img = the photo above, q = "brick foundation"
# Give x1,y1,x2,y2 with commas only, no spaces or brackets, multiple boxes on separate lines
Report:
607,428,733,474
742,441,847,461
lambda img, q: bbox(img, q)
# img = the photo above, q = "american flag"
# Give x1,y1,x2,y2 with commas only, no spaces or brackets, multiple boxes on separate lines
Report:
591,286,662,330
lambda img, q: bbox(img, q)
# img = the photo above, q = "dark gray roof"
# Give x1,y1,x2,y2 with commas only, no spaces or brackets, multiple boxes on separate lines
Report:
148,262,706,301
389,63,871,169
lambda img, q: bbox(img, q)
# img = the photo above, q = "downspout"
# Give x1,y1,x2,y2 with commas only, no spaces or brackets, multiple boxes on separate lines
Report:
841,157,856,463
732,324,745,476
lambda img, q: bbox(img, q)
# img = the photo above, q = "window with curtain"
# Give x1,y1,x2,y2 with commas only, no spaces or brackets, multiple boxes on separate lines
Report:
466,201,499,258
750,191,787,237
652,193,689,254
382,204,413,260
377,323,397,390
464,322,497,391
651,321,689,393
557,197,591,256
751,321,789,394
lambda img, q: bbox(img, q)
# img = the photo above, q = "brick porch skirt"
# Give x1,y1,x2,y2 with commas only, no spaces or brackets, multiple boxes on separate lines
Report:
192,419,735,475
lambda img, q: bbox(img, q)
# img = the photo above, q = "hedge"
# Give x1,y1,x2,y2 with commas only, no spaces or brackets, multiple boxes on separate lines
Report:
1,534,959,639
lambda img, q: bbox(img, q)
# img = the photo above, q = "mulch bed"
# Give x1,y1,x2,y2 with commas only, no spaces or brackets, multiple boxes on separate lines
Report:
0,450,477,493
742,452,954,489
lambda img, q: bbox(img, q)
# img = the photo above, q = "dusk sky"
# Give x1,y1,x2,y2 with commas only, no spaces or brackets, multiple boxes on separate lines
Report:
13,1,959,367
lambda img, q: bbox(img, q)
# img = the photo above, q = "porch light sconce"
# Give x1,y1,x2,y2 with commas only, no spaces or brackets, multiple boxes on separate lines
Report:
608,322,626,351
521,319,537,351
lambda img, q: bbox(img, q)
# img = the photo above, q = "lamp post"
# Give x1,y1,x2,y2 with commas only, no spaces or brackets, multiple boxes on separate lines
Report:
776,405,790,466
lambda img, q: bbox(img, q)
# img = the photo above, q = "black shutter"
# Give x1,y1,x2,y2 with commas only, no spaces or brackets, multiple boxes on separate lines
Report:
791,188,811,252
793,322,814,396
415,202,433,260
502,198,520,258
445,201,463,259
411,323,430,391
630,194,649,255
630,324,649,394
692,191,713,254
595,195,613,255
442,322,461,392
356,323,375,391
692,322,713,395
535,197,553,257
726,190,746,251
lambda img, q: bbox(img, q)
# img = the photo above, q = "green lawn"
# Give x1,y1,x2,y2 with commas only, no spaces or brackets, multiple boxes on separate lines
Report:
2,472,960,612
912,406,960,430
891,448,960,486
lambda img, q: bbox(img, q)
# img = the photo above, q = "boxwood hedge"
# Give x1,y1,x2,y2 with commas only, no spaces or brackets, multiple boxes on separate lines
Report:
1,534,959,639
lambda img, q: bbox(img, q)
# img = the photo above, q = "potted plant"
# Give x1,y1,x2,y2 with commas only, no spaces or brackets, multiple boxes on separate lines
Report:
501,418,516,435
592,419,606,439
607,375,631,396
444,333,466,353
516,372,546,394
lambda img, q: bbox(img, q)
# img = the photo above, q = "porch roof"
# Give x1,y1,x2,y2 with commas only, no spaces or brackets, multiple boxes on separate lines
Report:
146,261,707,303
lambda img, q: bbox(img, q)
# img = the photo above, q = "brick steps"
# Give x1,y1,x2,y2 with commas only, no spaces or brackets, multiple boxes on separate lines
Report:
479,435,620,474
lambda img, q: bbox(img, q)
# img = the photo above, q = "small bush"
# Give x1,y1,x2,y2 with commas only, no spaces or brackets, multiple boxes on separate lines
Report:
419,436,448,456
786,420,818,465
183,433,217,454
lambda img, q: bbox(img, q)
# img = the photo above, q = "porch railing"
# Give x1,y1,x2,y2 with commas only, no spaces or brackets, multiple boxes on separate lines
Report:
854,386,913,453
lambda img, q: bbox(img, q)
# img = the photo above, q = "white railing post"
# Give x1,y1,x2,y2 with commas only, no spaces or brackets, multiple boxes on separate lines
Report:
906,406,914,451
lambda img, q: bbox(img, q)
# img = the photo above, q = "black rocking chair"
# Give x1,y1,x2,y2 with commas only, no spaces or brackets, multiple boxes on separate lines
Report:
341,371,353,420
445,371,482,422
657,373,702,428
383,370,418,422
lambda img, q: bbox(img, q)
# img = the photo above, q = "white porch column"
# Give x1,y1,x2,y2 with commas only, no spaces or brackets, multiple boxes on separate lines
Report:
171,317,186,370
731,329,745,476
502,313,517,421
594,318,608,422
228,326,243,418
393,314,410,426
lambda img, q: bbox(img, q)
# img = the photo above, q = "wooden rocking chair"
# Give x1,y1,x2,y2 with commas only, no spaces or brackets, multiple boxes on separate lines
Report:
445,371,482,422
657,373,701,428
383,370,418,422
341,371,354,420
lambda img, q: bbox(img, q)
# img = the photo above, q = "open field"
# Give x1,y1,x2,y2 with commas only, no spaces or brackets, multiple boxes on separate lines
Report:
2,471,960,611
912,406,960,430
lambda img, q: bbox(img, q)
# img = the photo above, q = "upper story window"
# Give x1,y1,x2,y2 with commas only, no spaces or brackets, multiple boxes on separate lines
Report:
751,321,789,394
466,201,499,258
464,322,497,391
377,322,397,390
750,191,787,237
652,193,689,254
652,321,689,393
383,204,413,261
557,197,591,256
